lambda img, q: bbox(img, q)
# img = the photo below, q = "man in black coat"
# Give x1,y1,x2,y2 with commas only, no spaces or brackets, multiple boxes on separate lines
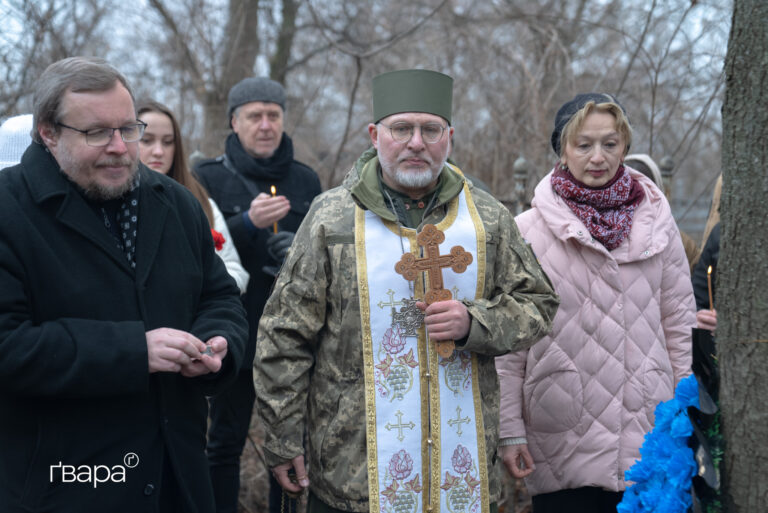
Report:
194,77,321,513
0,57,248,513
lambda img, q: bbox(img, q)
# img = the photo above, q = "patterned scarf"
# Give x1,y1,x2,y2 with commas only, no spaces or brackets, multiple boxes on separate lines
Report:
100,175,140,268
550,163,645,250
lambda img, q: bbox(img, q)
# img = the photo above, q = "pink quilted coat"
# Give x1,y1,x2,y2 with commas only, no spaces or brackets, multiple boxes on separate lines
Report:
496,168,696,496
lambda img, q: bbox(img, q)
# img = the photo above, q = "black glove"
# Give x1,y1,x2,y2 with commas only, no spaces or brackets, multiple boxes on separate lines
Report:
266,231,295,262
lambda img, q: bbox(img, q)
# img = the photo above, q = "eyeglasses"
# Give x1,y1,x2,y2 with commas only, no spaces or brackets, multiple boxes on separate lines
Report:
56,121,147,147
379,122,447,144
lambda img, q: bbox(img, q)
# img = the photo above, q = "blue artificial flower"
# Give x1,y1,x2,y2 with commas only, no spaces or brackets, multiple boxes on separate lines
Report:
675,374,700,409
617,375,698,513
670,410,694,438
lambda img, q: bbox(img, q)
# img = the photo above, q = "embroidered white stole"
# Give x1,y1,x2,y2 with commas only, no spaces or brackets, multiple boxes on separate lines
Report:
356,182,490,513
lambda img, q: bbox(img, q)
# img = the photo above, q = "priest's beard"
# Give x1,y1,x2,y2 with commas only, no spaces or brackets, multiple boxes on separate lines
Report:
380,155,447,191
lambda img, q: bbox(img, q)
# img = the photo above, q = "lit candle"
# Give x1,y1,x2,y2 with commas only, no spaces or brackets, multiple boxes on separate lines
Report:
270,186,278,234
707,265,714,311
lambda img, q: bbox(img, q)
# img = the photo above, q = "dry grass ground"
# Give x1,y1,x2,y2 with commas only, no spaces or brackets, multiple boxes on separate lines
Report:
235,411,531,513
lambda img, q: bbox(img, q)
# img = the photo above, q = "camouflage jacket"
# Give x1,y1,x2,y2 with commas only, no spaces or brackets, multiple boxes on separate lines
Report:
254,148,559,511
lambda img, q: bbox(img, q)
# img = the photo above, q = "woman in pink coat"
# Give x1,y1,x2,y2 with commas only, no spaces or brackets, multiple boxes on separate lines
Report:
496,93,696,512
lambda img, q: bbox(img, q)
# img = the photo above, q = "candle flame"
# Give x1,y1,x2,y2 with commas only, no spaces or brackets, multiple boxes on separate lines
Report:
270,185,276,196
707,265,712,275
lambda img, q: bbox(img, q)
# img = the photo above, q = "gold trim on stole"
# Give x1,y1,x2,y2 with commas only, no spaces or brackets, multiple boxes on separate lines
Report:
462,182,490,513
356,206,381,512
358,179,490,512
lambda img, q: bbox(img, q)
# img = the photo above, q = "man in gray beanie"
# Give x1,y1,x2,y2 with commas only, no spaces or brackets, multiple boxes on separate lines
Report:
195,77,321,513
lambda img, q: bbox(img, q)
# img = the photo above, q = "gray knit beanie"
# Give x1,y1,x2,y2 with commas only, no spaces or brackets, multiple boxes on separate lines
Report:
0,114,33,170
227,77,285,125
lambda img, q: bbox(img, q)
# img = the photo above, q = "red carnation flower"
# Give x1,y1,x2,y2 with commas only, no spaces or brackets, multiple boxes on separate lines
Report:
211,229,226,251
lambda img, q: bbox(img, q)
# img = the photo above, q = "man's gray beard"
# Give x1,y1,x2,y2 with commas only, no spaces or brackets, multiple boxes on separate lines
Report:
386,158,447,190
83,166,138,201
59,153,139,201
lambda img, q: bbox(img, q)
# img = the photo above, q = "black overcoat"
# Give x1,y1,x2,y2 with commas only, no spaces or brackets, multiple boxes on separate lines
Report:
0,143,248,512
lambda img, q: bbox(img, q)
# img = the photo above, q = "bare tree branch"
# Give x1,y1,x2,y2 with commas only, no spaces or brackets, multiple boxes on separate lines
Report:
329,56,364,185
616,0,656,96
147,0,207,93
304,0,449,58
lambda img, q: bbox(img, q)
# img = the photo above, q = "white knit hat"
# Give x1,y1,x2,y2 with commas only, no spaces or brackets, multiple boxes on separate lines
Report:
0,114,33,170
624,153,663,188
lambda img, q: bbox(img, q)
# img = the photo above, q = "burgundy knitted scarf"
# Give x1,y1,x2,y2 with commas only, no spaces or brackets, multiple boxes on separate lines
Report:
550,163,645,250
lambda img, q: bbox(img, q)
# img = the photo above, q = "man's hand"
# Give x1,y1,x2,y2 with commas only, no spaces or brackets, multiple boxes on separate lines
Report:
696,309,717,332
248,192,291,229
180,335,228,377
416,300,470,340
501,444,535,479
146,328,207,373
272,454,309,494
266,231,295,262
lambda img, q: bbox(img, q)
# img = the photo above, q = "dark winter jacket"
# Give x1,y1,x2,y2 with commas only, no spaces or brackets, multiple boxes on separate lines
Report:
194,133,321,368
0,142,248,513
692,222,720,311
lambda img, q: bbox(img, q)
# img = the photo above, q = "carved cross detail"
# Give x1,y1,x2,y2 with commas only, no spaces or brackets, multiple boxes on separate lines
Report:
394,224,473,357
395,224,473,304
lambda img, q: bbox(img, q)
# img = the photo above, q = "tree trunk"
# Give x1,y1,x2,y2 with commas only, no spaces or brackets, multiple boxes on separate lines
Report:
202,90,232,158
718,0,768,510
270,0,298,84
199,0,261,157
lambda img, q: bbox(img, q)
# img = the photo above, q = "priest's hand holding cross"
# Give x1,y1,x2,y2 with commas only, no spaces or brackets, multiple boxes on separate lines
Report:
395,224,473,357
416,298,471,342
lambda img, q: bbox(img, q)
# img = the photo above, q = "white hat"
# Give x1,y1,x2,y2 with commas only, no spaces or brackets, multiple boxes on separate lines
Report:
624,153,663,188
0,114,33,170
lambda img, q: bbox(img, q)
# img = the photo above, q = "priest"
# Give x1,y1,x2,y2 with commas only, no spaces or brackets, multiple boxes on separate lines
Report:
253,69,560,513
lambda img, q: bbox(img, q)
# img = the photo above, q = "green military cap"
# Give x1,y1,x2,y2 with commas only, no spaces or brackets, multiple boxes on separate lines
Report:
372,69,453,124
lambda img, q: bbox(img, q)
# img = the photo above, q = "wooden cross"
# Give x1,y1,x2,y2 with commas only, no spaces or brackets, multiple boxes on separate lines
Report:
394,224,473,357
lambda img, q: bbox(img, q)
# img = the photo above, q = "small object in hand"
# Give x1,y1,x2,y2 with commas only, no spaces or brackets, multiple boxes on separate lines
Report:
271,185,278,233
201,345,214,357
284,469,303,498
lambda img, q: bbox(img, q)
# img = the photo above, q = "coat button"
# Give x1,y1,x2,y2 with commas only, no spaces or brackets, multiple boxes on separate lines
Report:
144,483,155,496
233,205,242,213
